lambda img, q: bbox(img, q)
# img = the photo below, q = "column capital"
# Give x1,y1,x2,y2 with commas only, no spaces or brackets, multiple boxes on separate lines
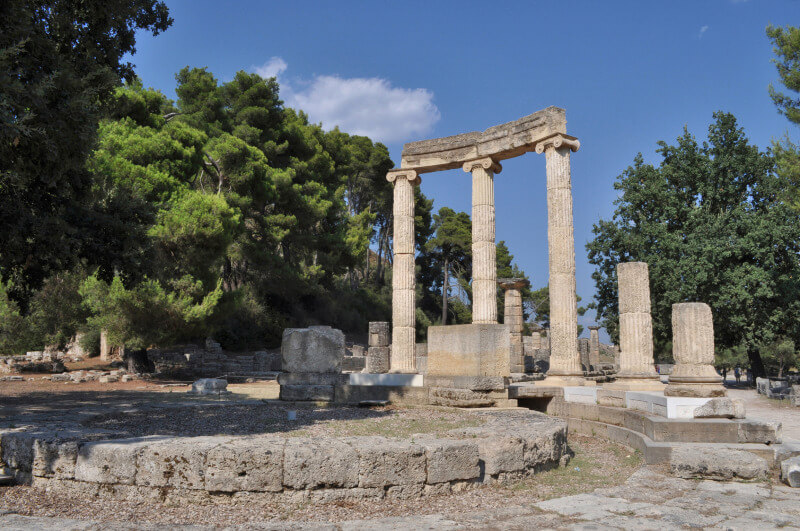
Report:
588,325,601,331
533,133,580,154
497,277,530,291
386,169,421,185
462,157,502,174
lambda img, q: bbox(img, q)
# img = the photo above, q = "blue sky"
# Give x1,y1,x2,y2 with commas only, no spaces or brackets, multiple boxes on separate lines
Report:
129,0,799,340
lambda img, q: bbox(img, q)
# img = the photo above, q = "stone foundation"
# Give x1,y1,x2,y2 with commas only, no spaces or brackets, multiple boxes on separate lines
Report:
0,409,567,500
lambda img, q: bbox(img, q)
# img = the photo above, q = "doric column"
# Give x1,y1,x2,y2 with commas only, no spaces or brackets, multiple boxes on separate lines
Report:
665,303,726,397
463,157,501,324
588,325,601,371
387,169,421,373
499,278,529,374
535,133,583,381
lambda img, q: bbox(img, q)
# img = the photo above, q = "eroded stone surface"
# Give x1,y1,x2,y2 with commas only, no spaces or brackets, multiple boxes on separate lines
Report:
670,446,769,480
281,327,345,374
693,398,745,419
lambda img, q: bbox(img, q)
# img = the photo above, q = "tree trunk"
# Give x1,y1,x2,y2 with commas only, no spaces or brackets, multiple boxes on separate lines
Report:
747,345,766,381
442,258,449,325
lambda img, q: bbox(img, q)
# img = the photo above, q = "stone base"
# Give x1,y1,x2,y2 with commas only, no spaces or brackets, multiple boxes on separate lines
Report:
348,373,424,387
427,323,510,378
664,384,727,398
424,374,507,391
596,388,627,407
538,375,596,387
604,379,665,392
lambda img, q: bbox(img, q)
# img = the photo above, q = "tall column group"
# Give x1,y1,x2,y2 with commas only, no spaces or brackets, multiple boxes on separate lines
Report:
463,157,501,324
386,169,420,373
535,134,582,381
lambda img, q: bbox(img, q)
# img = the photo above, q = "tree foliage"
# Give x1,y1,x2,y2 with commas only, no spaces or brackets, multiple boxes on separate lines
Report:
0,0,172,307
587,112,800,378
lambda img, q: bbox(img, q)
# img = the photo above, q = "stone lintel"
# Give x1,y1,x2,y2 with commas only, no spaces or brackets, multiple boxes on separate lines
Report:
497,278,530,291
400,106,569,173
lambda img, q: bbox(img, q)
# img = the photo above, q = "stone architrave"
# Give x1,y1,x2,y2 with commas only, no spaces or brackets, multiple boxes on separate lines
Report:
588,326,601,371
606,262,662,391
534,134,586,386
498,278,529,374
463,158,501,324
386,169,421,373
665,303,726,397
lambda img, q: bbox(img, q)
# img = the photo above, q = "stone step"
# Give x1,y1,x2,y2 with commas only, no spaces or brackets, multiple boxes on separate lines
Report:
0,474,14,486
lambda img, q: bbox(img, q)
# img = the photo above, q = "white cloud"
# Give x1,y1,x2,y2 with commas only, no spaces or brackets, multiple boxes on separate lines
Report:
250,57,440,143
254,56,288,79
699,25,709,38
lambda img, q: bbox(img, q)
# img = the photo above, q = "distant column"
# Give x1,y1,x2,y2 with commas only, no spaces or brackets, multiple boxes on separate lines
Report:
387,169,421,373
499,278,529,374
588,325,601,371
100,330,111,361
665,303,726,397
535,134,583,382
463,157,501,324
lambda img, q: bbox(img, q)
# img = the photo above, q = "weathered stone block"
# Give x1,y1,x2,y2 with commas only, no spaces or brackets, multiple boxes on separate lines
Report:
738,420,782,444
280,384,335,401
74,437,162,485
348,437,426,488
476,436,525,477
670,447,768,480
365,346,390,374
136,437,225,489
206,438,284,492
187,378,229,395
283,439,358,489
781,455,800,488
417,438,480,484
32,440,78,479
0,431,35,472
368,322,390,348
693,398,745,419
281,327,344,373
427,323,511,378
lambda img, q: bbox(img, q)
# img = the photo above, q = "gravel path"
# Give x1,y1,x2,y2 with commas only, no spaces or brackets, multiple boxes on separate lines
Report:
1,464,798,529
728,388,800,441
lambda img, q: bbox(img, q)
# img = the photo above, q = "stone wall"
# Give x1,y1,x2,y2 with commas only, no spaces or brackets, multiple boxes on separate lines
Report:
146,340,281,379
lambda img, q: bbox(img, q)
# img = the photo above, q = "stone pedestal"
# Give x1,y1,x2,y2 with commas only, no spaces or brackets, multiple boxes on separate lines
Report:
279,326,347,401
427,323,511,380
606,262,662,391
535,134,584,386
464,158,501,324
499,278,529,374
665,303,726,397
386,170,421,373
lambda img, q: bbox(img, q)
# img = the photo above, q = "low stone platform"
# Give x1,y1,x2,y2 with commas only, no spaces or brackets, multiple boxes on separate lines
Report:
0,404,567,501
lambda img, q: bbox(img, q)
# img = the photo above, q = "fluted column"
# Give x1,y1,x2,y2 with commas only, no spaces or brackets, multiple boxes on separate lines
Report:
463,157,501,324
665,303,726,397
387,169,421,373
535,134,582,380
616,262,660,380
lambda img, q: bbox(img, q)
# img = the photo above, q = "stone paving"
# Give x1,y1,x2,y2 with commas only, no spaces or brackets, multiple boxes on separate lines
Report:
1,467,798,529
